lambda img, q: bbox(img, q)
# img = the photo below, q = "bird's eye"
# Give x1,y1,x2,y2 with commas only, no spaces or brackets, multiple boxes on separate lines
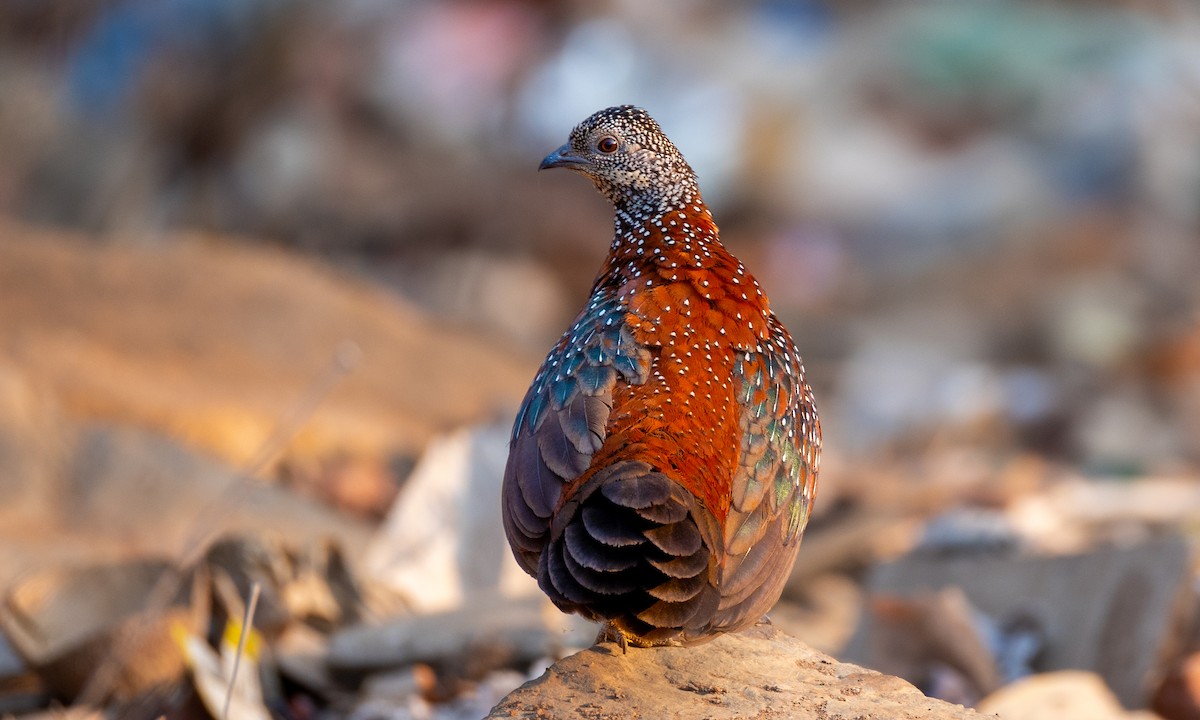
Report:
596,136,619,154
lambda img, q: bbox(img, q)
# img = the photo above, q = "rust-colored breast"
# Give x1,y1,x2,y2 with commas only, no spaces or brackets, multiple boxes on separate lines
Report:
569,210,780,526
503,201,820,645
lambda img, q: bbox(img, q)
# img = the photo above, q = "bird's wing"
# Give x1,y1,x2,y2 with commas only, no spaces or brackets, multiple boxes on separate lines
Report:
715,318,820,622
502,294,651,575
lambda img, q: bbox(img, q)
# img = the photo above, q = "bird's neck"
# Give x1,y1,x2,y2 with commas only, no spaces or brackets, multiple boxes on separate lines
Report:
594,192,774,353
595,193,718,288
608,175,701,226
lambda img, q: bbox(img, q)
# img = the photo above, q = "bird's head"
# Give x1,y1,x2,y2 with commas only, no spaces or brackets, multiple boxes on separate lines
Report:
540,106,699,213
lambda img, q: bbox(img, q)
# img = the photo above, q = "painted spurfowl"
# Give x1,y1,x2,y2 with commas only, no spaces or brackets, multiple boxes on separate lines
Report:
503,106,820,647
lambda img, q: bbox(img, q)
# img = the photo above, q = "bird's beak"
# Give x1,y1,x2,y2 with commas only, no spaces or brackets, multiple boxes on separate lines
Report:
539,143,588,171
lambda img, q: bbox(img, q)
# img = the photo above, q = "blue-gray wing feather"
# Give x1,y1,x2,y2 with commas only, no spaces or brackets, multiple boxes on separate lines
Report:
502,295,650,575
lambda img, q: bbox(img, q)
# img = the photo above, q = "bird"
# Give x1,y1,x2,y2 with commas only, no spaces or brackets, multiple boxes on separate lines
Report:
502,105,820,648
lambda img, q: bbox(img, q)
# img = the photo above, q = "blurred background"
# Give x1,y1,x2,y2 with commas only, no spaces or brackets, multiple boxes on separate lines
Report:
1,0,1199,718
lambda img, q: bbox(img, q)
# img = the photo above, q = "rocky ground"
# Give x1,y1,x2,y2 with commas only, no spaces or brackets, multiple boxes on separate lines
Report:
3,2,1200,718
487,624,980,720
0,219,1196,720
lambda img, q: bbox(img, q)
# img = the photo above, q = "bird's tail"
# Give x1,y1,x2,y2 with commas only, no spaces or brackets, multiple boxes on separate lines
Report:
538,461,722,646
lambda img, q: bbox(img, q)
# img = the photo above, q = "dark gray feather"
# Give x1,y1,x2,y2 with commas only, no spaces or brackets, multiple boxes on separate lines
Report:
644,520,702,557
581,504,648,547
600,474,672,508
649,547,709,579
564,522,640,572
647,572,708,603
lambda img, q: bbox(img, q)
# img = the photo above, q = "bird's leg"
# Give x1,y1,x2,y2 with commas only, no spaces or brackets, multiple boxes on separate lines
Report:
595,622,629,655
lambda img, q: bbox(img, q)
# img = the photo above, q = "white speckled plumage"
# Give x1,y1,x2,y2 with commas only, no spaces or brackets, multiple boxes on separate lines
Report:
504,106,820,647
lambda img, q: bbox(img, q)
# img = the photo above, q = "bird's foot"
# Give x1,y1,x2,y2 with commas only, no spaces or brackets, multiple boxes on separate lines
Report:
595,622,629,654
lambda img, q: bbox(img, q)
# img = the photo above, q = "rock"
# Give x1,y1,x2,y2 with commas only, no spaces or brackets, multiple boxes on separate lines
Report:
1073,384,1181,475
328,593,594,675
0,391,376,591
360,665,437,702
979,671,1161,720
352,665,529,720
1009,478,1200,552
306,454,400,521
769,574,863,655
0,366,85,590
12,709,102,720
0,559,204,702
364,423,537,613
0,364,80,564
485,623,979,719
783,510,918,589
273,624,337,698
63,423,373,560
846,536,1193,708
0,632,27,680
0,631,43,716
831,305,997,453
915,508,1024,555
0,219,532,466
350,678,523,720
392,250,571,349
857,587,1005,706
